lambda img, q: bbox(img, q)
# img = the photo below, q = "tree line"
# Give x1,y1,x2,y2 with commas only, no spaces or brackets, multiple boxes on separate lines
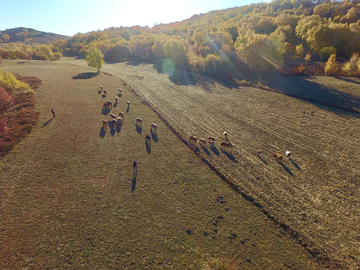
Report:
1,0,360,78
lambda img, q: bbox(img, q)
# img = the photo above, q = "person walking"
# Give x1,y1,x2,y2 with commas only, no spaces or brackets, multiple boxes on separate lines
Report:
51,108,55,118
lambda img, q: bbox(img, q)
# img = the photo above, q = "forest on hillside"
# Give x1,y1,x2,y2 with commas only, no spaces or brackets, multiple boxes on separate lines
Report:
1,0,360,78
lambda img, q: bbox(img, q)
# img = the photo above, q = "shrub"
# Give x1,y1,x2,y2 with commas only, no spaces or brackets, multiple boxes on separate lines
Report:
0,87,15,113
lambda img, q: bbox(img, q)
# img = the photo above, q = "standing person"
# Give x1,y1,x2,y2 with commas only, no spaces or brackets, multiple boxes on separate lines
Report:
51,108,55,118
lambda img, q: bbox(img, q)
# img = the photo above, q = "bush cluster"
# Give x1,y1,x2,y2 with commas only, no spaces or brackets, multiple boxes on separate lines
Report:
0,69,40,157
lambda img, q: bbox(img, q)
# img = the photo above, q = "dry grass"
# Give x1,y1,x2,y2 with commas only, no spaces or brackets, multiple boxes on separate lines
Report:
0,59,327,269
64,58,360,269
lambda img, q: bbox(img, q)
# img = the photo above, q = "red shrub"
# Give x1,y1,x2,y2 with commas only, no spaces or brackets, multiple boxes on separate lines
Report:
0,87,15,113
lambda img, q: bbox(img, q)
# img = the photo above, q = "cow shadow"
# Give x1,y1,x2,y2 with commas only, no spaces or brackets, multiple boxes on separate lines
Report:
102,108,110,115
145,140,151,154
136,124,142,134
126,106,130,113
118,93,122,97
151,130,158,142
110,127,116,136
202,145,211,156
114,101,118,108
290,158,301,170
210,145,220,156
99,127,106,138
42,118,54,127
102,94,107,98
98,90,102,94
277,161,293,176
116,123,122,133
221,149,238,163
258,155,268,165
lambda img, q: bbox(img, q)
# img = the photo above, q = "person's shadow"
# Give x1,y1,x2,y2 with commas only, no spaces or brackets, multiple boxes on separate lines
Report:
42,117,54,127
132,168,137,192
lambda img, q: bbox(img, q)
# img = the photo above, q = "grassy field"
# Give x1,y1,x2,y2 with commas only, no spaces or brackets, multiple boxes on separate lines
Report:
61,57,360,269
0,59,329,269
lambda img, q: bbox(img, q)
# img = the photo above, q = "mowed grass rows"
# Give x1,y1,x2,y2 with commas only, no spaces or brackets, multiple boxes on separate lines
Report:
69,59,360,269
0,60,324,269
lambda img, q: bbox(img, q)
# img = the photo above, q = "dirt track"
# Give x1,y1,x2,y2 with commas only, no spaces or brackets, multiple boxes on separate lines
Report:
69,59,360,268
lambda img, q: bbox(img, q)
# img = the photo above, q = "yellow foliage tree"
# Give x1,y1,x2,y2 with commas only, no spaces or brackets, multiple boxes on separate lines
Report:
325,53,337,75
85,46,104,72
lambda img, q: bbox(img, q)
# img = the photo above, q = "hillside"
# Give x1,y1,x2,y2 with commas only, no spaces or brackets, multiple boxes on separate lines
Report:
0,27,68,45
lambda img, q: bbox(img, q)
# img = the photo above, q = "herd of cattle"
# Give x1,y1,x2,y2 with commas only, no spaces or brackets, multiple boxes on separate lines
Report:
99,85,291,161
99,85,157,141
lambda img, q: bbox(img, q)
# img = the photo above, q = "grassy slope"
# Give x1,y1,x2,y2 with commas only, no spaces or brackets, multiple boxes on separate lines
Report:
0,59,324,269
62,58,360,269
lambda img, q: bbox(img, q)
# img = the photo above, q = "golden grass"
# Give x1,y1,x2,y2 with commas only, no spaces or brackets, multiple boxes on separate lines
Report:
0,59,331,269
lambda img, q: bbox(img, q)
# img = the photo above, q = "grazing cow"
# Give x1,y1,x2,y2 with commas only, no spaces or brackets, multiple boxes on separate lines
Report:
118,88,122,94
208,141,216,147
118,112,125,118
208,136,215,142
117,117,123,125
189,135,197,144
145,134,151,141
223,131,228,138
115,97,118,102
274,152,282,160
150,123,157,131
100,85,103,90
285,150,291,158
126,101,130,106
136,117,142,125
199,138,207,145
220,141,231,149
109,113,117,119
111,119,117,125
256,149,262,155
103,101,112,110
103,90,107,95
102,119,108,127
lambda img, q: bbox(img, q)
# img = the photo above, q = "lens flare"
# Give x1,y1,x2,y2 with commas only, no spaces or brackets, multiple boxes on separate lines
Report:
162,58,175,76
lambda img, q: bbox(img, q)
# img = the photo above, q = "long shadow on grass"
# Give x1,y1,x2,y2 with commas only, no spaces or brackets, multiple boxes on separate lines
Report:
136,124,142,134
277,161,293,176
114,101,118,108
258,155,268,165
335,76,360,85
42,117,54,127
202,145,211,156
132,169,137,192
151,130,157,143
102,108,110,115
72,72,98,80
221,149,238,163
99,127,106,138
116,124,122,133
126,106,130,113
145,140,151,154
210,145,220,156
290,158,301,170
259,72,360,117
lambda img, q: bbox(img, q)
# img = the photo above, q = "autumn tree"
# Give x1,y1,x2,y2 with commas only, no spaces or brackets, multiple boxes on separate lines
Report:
325,53,337,75
342,53,359,75
85,46,104,72
164,38,187,67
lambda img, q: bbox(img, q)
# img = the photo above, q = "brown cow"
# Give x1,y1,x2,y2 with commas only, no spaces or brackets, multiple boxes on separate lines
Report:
208,136,215,142
274,152,282,160
118,112,125,118
189,135,197,144
220,141,231,149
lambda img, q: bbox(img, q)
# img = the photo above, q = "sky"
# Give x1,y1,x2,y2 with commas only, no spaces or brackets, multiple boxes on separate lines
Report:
1,0,270,37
